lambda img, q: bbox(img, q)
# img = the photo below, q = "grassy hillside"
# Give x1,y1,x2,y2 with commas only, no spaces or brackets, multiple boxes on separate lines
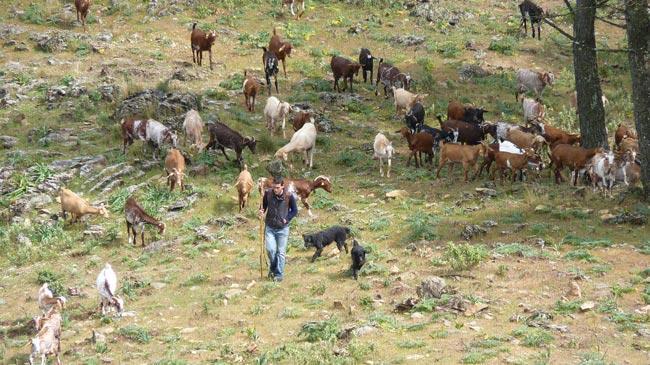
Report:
0,0,648,364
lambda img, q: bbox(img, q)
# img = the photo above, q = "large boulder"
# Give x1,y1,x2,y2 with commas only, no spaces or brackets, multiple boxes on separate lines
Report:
113,89,201,130
416,276,447,299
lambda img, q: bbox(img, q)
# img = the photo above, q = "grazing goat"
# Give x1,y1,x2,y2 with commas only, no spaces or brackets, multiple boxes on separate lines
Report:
258,175,332,217
183,109,205,152
405,102,425,133
59,188,108,223
588,151,616,196
264,96,292,138
124,197,165,246
242,71,261,112
515,68,554,101
614,123,637,147
447,101,487,124
436,142,488,182
570,91,609,113
29,301,63,365
206,121,257,168
540,123,580,146
275,122,317,169
522,97,545,124
477,141,524,177
375,59,411,97
262,47,279,95
619,137,639,155
121,117,178,160
75,0,90,32
282,0,305,16
235,165,254,212
164,149,186,192
400,127,435,169
506,128,547,152
37,284,66,314
190,23,217,70
393,87,427,116
373,133,394,178
269,28,293,77
614,153,640,187
303,226,351,262
492,149,538,184
359,48,376,83
519,0,544,39
331,56,362,93
350,240,366,280
292,111,312,132
438,117,490,145
96,263,124,316
550,144,603,185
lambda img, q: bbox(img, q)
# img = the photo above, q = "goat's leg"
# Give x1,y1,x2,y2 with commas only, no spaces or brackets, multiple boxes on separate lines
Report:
209,49,213,70
282,60,287,77
536,22,541,40
309,148,314,169
219,146,230,161
387,157,391,177
126,222,132,245
192,46,195,64
435,159,446,178
141,230,145,246
302,198,313,217
290,2,296,16
301,0,305,11
40,353,46,365
379,157,384,177
274,75,279,94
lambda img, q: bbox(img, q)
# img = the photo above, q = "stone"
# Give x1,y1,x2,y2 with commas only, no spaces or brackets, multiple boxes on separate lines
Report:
416,276,446,299
168,193,199,211
602,212,647,225
386,190,409,199
0,135,18,149
333,300,344,310
464,303,489,317
17,233,32,246
224,288,244,300
351,325,377,337
194,225,214,241
580,301,595,312
391,35,425,46
458,64,490,81
411,312,424,320
180,327,197,334
143,238,181,253
461,224,487,240
113,89,201,130
91,330,106,344
83,225,105,237
97,32,113,42
475,187,497,197
327,247,340,258
567,281,582,298
389,265,400,275
151,282,167,290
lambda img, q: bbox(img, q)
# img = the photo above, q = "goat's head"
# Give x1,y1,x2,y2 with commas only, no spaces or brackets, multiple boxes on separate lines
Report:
279,42,293,57
205,31,217,45
243,136,257,154
112,295,125,315
167,168,184,187
33,315,44,331
526,151,545,171
274,149,288,162
542,72,555,86
97,204,109,218
157,222,166,234
313,176,332,193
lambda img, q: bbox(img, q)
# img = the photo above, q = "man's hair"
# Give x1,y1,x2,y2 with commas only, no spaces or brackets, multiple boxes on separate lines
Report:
272,176,284,185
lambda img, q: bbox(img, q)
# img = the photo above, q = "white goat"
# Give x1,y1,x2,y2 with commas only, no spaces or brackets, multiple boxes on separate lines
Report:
275,120,317,169
498,140,524,154
373,133,394,178
392,87,427,115
96,263,124,316
570,91,609,113
182,109,204,152
29,302,63,365
37,283,67,314
264,96,292,138
522,97,545,124
589,151,616,196
515,68,554,101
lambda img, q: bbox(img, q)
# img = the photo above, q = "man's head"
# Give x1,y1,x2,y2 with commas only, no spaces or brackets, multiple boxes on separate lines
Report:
272,177,284,196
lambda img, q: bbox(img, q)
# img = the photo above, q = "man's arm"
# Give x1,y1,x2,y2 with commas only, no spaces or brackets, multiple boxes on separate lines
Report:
286,194,298,222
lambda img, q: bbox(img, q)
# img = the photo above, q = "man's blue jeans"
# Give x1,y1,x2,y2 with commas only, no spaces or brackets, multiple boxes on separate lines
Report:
265,225,289,280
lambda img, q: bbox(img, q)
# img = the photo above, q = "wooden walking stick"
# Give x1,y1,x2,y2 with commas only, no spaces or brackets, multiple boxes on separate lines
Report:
259,193,267,279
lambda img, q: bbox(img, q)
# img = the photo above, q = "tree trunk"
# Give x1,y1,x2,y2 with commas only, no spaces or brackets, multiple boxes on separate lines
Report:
573,0,608,149
625,0,650,200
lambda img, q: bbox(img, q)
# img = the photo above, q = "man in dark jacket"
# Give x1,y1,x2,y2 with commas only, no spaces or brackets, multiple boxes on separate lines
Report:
259,177,298,282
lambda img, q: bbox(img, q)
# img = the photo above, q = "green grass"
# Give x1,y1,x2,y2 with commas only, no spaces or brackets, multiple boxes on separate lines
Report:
511,326,553,347
493,243,545,258
119,325,152,344
444,242,488,271
406,212,439,242
564,249,599,263
298,318,340,343
36,269,65,296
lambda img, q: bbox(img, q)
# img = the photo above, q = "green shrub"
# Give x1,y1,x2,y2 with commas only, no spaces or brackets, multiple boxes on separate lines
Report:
562,235,612,248
554,300,583,315
493,243,543,258
119,325,152,343
488,36,517,55
36,269,65,296
511,326,553,347
406,212,439,242
21,3,45,24
219,73,246,90
564,249,599,263
335,149,364,167
298,319,340,342
444,242,488,271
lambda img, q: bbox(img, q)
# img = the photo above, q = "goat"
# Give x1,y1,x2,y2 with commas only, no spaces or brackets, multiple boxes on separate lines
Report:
436,141,488,182
183,109,205,153
506,128,547,152
74,0,90,32
614,152,640,187
242,71,261,112
619,137,639,155
522,97,545,124
58,187,108,223
477,141,524,178
235,165,254,212
292,110,312,132
269,28,293,77
375,59,411,97
258,175,332,217
29,301,63,365
438,117,490,145
350,240,366,280
515,68,554,101
614,123,637,147
37,284,66,315
121,117,178,160
331,56,362,93
124,197,165,246
264,96,292,138
492,149,538,184
550,144,603,185
519,0,544,39
282,0,305,16
399,127,436,169
570,91,609,114
373,133,394,178
206,121,257,168
393,87,427,116
359,48,376,83
190,23,217,70
303,226,351,262
164,148,186,192
405,102,425,133
262,47,279,95
96,263,124,316
540,123,580,146
275,121,317,169
447,101,487,124
588,151,616,196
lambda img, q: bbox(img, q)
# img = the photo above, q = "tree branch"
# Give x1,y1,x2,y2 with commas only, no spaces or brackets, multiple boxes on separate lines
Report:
595,15,626,28
544,18,575,41
563,0,575,14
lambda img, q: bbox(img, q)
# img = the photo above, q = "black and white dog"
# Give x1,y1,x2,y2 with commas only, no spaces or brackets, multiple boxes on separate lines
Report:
303,226,351,262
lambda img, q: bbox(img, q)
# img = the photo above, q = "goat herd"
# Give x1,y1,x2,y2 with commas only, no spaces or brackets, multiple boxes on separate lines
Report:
21,0,643,363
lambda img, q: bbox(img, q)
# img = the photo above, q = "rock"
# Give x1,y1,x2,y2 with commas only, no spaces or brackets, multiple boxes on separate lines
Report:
391,35,425,46
327,247,340,258
386,190,409,199
637,328,650,338
482,220,498,228
17,233,32,246
333,300,344,310
91,330,106,344
580,301,595,312
224,288,244,300
600,213,616,222
31,31,72,52
0,135,18,149
534,205,548,212
602,212,647,225
461,224,487,240
411,312,424,320
113,89,201,130
318,92,364,105
151,282,167,290
171,68,197,82
28,194,52,209
475,187,497,197
458,64,490,81
347,24,363,34
180,327,197,334
97,83,121,102
567,281,582,298
464,303,489,317
395,297,419,313
168,193,199,211
389,265,400,275
97,32,113,42
351,325,377,337
416,276,446,299
143,238,181,253
38,129,78,147
83,225,105,237
194,225,214,241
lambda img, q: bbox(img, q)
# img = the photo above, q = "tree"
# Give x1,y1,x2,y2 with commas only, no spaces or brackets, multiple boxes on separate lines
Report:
572,0,608,148
624,0,650,199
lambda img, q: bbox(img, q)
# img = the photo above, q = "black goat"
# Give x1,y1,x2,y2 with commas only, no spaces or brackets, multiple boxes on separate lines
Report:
405,102,425,133
206,121,257,168
261,47,279,95
519,0,544,40
358,48,376,83
350,240,366,280
303,226,351,262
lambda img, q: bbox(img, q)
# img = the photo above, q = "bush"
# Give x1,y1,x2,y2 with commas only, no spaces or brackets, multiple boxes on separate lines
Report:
21,3,45,25
36,269,65,296
119,325,152,344
219,73,245,90
444,242,488,271
405,212,438,242
488,36,517,55
511,326,553,347
298,319,340,342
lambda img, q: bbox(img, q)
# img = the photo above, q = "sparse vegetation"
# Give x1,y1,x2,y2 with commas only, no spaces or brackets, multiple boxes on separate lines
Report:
444,242,488,271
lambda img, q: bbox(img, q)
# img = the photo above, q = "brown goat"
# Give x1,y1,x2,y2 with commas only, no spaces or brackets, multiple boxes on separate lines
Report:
242,71,261,112
190,23,217,70
75,0,90,32
124,197,165,246
258,176,332,217
506,128,547,152
542,124,580,146
269,28,293,77
164,148,186,192
619,137,639,155
550,144,603,185
436,141,488,182
614,123,637,148
292,110,312,131
492,149,536,184
399,127,434,169
447,101,465,121
330,56,362,93
235,165,254,212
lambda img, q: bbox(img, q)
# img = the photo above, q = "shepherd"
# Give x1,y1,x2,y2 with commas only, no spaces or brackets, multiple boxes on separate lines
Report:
258,176,298,282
